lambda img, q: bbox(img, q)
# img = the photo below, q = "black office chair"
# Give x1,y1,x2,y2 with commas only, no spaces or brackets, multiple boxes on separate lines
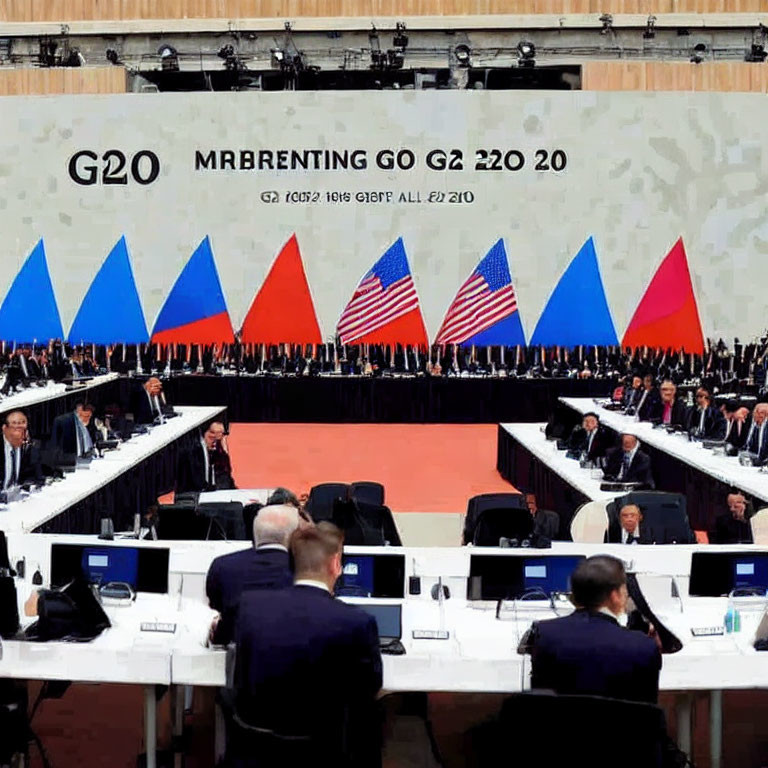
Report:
472,507,533,547
156,504,211,540
472,691,669,768
305,483,350,522
331,498,403,546
464,493,527,545
611,491,694,544
349,481,385,507
198,502,248,541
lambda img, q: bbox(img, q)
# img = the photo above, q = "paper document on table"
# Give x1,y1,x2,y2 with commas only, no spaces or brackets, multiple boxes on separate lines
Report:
198,489,273,506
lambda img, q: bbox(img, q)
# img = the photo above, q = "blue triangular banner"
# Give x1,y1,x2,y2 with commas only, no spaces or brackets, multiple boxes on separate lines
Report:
530,237,618,347
0,239,63,342
153,236,228,334
68,236,149,344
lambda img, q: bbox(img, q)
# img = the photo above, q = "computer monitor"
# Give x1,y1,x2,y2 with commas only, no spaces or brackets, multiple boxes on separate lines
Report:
51,543,170,593
359,603,402,641
336,553,405,598
468,554,585,601
689,551,768,597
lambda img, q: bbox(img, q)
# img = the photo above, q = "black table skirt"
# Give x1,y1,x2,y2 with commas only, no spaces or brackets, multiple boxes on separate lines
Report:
33,427,199,535
162,376,613,423
496,425,585,540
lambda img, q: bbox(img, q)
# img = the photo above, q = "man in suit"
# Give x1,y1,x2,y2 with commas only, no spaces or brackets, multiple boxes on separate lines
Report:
526,493,562,541
604,433,655,489
622,374,643,412
131,377,167,424
722,400,751,449
49,403,98,458
566,412,611,463
606,504,651,544
743,402,768,461
647,379,687,427
710,492,754,544
233,523,382,766
530,555,661,703
635,374,660,421
207,504,298,646
0,410,43,489
686,387,726,439
175,420,236,494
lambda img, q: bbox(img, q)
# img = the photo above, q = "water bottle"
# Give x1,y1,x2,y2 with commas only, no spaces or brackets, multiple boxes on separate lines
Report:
724,599,741,633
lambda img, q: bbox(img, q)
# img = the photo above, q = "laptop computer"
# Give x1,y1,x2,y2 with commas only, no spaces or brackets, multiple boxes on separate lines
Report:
359,603,405,655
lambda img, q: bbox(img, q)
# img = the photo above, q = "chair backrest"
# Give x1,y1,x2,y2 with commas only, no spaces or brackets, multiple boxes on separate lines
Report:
331,498,403,546
473,507,533,546
156,504,211,540
464,493,527,544
752,508,768,545
305,483,350,522
349,481,385,507
610,491,693,544
197,502,247,541
482,692,666,768
570,501,610,543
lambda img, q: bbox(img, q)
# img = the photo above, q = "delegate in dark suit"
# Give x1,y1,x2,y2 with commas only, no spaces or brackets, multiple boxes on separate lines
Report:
533,508,561,541
206,546,292,646
531,610,661,704
685,405,726,439
724,414,750,449
0,439,44,488
604,444,655,489
49,409,98,457
234,584,382,765
176,440,235,494
567,424,611,462
646,397,688,427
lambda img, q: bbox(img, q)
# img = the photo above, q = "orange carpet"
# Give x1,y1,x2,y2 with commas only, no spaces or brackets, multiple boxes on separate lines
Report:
227,423,514,513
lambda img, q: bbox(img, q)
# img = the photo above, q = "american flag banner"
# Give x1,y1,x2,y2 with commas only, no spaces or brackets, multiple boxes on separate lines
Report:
337,238,427,346
434,239,525,346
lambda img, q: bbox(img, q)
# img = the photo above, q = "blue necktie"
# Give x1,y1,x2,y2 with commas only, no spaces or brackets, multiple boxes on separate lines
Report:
621,453,631,479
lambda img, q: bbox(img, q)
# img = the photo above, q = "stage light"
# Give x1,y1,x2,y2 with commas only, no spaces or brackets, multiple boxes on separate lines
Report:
105,48,119,64
599,13,613,34
517,40,535,68
643,15,657,39
454,44,471,67
158,44,179,71
271,48,285,65
158,44,177,58
746,43,767,62
387,49,404,69
690,42,707,64
218,44,235,60
393,22,408,50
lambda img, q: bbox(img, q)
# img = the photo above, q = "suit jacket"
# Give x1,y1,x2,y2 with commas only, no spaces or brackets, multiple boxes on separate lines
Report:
710,512,754,545
49,413,98,457
175,441,236,494
685,405,726,439
531,610,661,703
647,398,688,427
234,584,382,764
533,508,561,541
605,521,653,544
130,387,163,425
744,420,768,460
566,425,611,461
206,546,292,646
724,416,750,449
0,439,44,488
604,447,655,489
622,386,643,411
635,388,660,421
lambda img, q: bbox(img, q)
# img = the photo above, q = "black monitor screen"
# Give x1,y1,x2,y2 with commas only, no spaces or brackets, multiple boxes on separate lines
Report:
51,544,170,593
337,553,405,598
689,551,768,596
359,603,402,639
468,554,585,601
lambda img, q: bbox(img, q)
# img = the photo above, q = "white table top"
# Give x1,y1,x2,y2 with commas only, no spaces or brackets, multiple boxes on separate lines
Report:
499,422,619,503
561,396,768,503
0,373,119,416
0,405,225,534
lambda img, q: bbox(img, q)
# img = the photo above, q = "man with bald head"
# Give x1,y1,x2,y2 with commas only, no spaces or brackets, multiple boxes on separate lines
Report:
207,503,300,645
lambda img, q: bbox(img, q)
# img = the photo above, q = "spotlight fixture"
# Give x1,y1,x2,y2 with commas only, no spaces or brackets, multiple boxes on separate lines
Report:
643,15,657,39
393,22,408,50
599,13,613,34
387,49,404,70
271,48,285,65
218,44,235,60
517,40,536,68
158,44,179,71
454,44,471,68
746,43,767,63
690,42,707,64
105,48,119,64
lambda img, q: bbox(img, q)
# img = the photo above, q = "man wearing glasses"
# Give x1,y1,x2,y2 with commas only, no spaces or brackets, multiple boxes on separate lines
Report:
686,387,726,439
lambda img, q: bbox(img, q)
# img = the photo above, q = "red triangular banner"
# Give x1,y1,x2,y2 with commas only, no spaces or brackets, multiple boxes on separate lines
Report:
241,234,322,344
354,308,428,347
622,237,704,353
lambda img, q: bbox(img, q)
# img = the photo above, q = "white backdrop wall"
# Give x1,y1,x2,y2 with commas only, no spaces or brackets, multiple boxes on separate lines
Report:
0,90,765,342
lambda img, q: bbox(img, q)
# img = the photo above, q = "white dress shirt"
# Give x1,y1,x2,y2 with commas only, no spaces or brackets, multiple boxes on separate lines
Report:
622,525,641,544
294,579,331,593
3,437,20,489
